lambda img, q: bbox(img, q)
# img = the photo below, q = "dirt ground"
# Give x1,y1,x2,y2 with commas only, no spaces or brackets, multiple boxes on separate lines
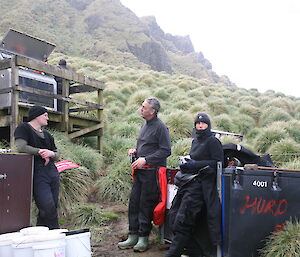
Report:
91,203,169,257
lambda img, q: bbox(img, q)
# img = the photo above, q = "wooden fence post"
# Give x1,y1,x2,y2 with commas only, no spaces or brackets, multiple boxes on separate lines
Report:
10,56,19,149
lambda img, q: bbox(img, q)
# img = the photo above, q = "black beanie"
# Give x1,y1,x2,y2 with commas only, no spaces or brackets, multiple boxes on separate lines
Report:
28,106,47,122
194,112,211,127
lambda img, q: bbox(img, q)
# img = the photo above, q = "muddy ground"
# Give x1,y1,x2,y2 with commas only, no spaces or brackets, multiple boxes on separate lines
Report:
91,203,169,257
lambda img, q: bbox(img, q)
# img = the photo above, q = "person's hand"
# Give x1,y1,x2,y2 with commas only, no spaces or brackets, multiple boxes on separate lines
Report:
44,157,50,166
39,149,55,166
132,157,146,169
128,148,137,155
180,158,197,171
39,149,55,159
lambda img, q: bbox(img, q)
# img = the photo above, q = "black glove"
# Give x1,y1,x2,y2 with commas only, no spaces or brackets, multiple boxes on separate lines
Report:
180,158,197,171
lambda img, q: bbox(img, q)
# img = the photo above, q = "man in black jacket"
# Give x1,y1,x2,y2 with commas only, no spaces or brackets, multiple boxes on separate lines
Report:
118,97,171,252
14,106,60,229
166,113,223,257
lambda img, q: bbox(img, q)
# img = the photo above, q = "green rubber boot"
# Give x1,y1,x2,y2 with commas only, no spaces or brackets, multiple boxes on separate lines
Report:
117,234,138,249
133,236,149,252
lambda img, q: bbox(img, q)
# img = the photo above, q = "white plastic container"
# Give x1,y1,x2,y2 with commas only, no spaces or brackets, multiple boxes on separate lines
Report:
65,230,91,257
20,226,49,236
12,240,33,257
33,242,65,257
12,233,66,257
0,232,22,257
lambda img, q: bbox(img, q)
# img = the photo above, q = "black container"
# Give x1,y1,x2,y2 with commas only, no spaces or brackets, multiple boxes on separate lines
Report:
222,167,300,257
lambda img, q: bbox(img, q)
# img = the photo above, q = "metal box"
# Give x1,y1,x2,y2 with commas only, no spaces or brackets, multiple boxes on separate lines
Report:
222,167,300,257
0,68,57,111
0,153,33,234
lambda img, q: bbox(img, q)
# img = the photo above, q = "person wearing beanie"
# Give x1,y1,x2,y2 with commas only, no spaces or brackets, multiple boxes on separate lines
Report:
166,112,223,257
14,105,60,229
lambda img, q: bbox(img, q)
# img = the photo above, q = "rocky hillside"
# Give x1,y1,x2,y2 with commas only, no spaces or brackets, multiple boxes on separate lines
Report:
0,0,233,85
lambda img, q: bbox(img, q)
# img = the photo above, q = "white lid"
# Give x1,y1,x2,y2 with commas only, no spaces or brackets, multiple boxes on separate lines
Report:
12,235,36,245
12,233,65,244
32,242,65,250
20,226,49,235
66,231,90,240
0,232,22,241
47,228,68,234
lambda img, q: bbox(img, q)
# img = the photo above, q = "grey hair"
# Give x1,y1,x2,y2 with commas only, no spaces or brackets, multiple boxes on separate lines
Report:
146,97,160,114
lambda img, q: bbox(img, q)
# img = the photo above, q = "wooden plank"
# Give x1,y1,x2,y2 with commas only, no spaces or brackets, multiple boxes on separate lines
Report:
69,84,99,94
97,89,104,152
69,106,97,113
62,79,69,133
15,56,104,89
10,57,19,148
0,58,12,70
17,85,103,109
68,123,103,139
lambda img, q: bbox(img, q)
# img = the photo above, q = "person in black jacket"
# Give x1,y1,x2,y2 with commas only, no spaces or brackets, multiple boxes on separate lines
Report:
118,97,171,252
166,112,223,257
14,106,60,229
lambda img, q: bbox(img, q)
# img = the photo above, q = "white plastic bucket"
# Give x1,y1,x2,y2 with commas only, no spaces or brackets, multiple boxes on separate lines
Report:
0,232,22,257
65,231,91,257
20,226,49,236
12,240,33,257
33,242,65,257
12,233,66,257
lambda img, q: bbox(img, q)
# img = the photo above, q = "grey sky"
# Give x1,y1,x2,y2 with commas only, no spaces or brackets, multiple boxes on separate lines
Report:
121,0,300,97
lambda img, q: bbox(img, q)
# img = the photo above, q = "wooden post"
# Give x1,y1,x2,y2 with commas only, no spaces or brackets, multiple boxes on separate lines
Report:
97,89,103,152
62,78,70,134
10,56,19,149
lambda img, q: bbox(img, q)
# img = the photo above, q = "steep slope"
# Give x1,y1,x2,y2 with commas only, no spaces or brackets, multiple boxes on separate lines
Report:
0,0,233,85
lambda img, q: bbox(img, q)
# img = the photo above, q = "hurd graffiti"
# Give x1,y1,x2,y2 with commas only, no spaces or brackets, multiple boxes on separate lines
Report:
240,195,288,216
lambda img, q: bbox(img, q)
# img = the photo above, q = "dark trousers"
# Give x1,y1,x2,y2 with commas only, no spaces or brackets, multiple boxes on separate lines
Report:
33,163,60,229
128,168,159,237
166,180,205,257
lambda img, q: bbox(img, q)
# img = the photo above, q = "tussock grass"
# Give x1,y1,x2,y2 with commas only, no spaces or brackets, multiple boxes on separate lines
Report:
71,203,118,227
260,106,292,127
168,138,192,168
97,156,132,202
254,125,286,154
213,114,235,133
163,111,193,138
127,90,152,106
207,99,229,115
59,167,91,215
259,220,300,257
238,104,261,124
268,138,300,167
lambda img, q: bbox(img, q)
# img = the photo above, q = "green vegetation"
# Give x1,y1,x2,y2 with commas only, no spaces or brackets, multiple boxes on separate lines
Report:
260,221,300,257
46,53,300,206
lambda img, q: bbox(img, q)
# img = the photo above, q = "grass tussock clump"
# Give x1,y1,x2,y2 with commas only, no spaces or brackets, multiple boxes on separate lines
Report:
163,111,193,138
259,106,292,127
97,156,132,202
268,138,300,167
71,203,118,227
59,167,91,215
260,220,300,257
254,125,287,154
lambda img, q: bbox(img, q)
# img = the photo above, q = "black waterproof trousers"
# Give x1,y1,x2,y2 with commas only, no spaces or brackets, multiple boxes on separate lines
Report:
33,163,60,229
166,178,205,257
128,168,159,236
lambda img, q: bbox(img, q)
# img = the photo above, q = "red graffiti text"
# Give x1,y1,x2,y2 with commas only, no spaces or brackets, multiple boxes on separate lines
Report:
240,195,288,216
